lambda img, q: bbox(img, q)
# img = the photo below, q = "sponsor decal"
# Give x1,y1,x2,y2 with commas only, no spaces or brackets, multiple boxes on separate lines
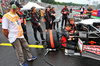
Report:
74,14,86,17
92,12,97,14
84,10,87,14
83,45,100,55
89,41,96,45
92,10,98,16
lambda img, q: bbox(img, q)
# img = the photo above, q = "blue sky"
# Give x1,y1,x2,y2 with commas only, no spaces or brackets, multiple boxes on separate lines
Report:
55,0,100,5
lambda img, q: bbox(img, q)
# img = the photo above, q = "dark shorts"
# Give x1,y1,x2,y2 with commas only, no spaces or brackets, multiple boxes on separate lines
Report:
45,22,52,29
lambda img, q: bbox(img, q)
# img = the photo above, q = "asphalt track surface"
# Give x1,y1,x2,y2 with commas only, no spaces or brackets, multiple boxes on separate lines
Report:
0,9,100,66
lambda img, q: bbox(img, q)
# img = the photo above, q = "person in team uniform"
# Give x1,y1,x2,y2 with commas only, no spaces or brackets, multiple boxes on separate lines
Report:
44,7,52,32
69,18,77,34
61,5,69,28
16,4,29,44
61,24,78,52
30,7,45,44
48,5,52,13
61,24,75,47
50,7,56,29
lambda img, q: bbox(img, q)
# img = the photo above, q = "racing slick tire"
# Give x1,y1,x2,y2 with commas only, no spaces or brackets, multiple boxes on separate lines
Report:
46,29,60,49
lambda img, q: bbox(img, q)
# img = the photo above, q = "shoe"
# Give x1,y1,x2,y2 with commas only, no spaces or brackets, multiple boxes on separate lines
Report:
42,40,46,42
36,41,40,44
20,62,28,66
27,56,37,62
42,40,46,45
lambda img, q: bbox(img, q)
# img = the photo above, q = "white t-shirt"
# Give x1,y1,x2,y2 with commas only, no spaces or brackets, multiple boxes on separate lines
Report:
2,13,24,43
81,8,83,12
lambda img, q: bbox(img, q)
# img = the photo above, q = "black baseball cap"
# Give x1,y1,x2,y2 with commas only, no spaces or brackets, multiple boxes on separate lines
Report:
19,4,23,8
10,1,23,8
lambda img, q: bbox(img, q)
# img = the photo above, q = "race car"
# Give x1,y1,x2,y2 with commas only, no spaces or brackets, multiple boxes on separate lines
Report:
76,19,100,43
45,19,100,61
43,19,100,66
73,14,90,22
75,19,100,60
74,14,89,19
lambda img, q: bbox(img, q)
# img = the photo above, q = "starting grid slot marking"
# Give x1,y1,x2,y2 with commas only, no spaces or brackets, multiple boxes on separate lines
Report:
0,43,44,48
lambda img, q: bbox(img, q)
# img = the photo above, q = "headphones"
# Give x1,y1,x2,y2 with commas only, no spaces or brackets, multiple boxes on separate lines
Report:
12,1,17,9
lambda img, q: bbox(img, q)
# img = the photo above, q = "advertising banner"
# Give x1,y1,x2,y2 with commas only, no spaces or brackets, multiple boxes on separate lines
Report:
84,10,87,14
97,10,100,17
92,10,98,16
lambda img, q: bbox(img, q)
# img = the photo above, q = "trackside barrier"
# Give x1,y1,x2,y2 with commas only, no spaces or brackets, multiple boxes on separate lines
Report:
92,10,98,16
97,10,100,17
74,9,100,17
84,10,87,14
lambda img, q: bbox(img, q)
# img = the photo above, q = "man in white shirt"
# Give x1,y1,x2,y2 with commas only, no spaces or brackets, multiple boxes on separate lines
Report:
80,6,84,15
2,1,37,66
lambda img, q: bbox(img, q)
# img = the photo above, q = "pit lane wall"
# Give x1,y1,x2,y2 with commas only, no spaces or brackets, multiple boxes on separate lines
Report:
74,10,100,17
